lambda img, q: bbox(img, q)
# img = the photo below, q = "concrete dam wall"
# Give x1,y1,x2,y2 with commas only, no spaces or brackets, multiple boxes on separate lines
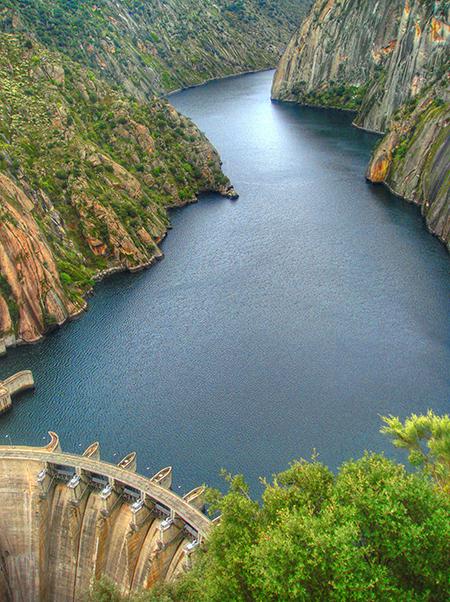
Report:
0,371,35,415
0,433,211,601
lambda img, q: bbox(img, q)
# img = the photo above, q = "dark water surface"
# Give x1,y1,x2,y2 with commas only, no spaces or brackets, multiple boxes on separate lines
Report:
1,71,448,492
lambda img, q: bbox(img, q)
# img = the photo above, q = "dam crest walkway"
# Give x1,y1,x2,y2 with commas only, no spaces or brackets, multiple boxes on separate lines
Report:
0,432,211,538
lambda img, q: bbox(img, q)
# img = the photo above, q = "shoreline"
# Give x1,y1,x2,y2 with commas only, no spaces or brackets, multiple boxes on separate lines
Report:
1,67,257,357
0,65,258,358
352,120,385,135
273,96,448,250
270,96,359,115
0,187,235,357
166,66,276,98
366,178,449,251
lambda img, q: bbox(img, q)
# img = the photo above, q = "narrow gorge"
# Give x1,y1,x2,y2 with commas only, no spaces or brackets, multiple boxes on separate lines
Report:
0,0,311,350
272,0,449,246
0,2,449,599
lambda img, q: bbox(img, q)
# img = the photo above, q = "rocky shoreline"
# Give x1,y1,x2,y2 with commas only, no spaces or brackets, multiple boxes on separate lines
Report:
0,32,243,353
0,183,238,356
271,0,449,249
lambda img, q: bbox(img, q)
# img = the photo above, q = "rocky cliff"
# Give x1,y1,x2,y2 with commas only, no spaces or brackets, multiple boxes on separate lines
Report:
368,82,449,244
0,34,234,346
0,0,313,349
1,0,312,99
272,0,449,246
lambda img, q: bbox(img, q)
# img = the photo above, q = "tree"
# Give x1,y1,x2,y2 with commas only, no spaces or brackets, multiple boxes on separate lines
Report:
381,411,450,493
89,415,450,602
174,454,449,601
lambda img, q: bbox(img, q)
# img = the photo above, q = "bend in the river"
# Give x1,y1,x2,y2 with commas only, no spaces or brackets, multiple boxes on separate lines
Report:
0,71,448,493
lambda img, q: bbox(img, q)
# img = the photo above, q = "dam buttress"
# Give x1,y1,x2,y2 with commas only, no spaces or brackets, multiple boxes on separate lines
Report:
0,432,211,601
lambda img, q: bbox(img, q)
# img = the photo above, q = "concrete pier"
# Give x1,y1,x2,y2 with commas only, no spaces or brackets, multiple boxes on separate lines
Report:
0,370,34,414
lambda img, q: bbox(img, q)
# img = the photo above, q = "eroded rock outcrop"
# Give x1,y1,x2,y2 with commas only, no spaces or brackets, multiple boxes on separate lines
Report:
0,34,235,347
272,0,449,246
0,174,81,343
367,86,449,245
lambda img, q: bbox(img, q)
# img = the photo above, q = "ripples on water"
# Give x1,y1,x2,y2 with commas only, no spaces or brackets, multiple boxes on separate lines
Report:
1,71,448,493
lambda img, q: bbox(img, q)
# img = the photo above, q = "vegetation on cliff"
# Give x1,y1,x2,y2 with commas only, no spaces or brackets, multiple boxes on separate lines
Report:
1,0,312,98
89,413,450,601
0,0,313,346
271,0,450,246
0,33,232,344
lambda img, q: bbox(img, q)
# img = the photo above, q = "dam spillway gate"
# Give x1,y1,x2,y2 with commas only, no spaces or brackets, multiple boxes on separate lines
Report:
0,432,212,601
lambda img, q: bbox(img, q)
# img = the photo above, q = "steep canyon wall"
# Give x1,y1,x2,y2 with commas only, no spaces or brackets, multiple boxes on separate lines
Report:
272,0,449,246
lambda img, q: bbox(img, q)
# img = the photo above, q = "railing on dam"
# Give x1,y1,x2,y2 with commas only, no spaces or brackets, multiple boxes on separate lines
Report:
0,432,212,540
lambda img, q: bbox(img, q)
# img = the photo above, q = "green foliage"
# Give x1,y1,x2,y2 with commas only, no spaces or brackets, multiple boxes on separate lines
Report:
226,0,246,13
0,273,19,333
0,32,230,309
0,0,312,96
393,138,410,161
296,83,369,111
381,411,450,493
85,577,124,602
87,415,450,601
178,455,449,601
56,261,94,291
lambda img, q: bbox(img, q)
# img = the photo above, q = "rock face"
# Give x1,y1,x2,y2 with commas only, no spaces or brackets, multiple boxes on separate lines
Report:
0,174,80,343
367,86,449,245
0,35,234,346
272,0,402,111
272,0,450,246
1,0,312,98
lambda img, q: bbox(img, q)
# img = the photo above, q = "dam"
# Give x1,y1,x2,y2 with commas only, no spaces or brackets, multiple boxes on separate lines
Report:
0,371,34,415
0,432,211,601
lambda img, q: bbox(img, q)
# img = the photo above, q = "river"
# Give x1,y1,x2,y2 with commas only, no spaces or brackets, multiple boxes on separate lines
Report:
0,71,448,492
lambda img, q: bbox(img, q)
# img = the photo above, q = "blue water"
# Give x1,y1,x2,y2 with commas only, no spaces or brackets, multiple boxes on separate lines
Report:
0,71,448,493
